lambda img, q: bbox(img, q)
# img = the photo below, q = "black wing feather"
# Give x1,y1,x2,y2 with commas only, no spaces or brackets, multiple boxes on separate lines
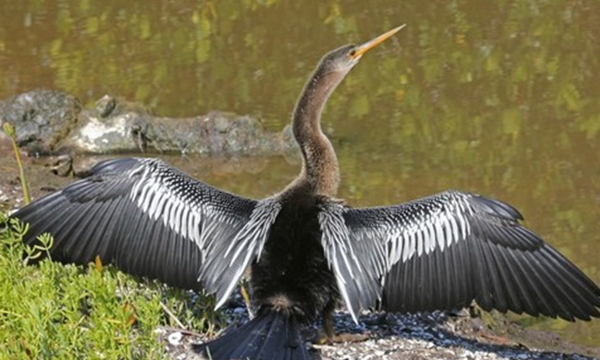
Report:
381,191,600,320
320,190,600,322
13,157,269,306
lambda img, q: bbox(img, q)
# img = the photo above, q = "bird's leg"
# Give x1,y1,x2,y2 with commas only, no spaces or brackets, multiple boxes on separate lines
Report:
323,302,335,340
240,283,254,318
315,301,369,344
315,301,336,344
239,276,254,319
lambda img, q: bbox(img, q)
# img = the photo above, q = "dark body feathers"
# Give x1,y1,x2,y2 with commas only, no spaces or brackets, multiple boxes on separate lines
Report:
251,193,339,322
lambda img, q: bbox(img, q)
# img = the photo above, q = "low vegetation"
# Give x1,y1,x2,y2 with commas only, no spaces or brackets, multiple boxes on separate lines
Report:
0,213,222,359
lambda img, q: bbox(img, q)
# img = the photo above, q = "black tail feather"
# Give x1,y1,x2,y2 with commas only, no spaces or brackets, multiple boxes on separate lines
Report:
193,311,316,360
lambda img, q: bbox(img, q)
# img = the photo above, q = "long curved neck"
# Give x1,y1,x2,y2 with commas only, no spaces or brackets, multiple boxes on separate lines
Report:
291,68,346,197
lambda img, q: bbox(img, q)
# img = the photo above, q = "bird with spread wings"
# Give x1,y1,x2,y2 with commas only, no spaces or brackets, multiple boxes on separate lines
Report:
13,26,600,360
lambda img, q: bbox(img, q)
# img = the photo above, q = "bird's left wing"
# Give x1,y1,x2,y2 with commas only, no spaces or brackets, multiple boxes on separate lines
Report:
320,190,600,323
13,158,281,308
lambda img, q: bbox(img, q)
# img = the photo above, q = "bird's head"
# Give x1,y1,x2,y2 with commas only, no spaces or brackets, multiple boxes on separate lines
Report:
317,24,406,76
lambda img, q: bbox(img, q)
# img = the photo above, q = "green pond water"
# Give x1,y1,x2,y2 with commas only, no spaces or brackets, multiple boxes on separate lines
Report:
1,0,599,348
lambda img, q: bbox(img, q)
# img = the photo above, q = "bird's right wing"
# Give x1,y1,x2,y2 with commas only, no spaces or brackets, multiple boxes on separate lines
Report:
13,158,281,308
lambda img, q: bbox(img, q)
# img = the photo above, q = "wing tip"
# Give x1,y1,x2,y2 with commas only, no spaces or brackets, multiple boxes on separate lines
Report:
469,193,525,221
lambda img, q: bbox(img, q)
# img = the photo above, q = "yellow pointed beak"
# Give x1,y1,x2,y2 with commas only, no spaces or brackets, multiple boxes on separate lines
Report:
351,24,406,59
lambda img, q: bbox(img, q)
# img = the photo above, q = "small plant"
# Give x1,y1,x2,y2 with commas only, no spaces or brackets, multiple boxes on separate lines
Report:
0,215,224,359
2,122,30,204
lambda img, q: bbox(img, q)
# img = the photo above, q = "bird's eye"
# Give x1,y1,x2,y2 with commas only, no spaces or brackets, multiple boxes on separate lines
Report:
349,49,356,57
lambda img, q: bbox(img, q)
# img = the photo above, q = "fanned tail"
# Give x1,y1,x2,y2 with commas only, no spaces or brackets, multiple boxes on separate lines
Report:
193,310,316,360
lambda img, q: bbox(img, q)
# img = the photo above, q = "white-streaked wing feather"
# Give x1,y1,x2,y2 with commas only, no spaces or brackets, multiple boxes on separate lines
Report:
14,157,276,308
319,201,386,323
338,190,600,321
204,198,282,308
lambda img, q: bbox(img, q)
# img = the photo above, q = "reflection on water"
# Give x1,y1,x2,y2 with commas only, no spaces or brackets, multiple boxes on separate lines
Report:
1,0,599,348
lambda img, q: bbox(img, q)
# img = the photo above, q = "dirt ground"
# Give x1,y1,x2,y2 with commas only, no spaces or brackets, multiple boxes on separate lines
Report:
156,300,600,360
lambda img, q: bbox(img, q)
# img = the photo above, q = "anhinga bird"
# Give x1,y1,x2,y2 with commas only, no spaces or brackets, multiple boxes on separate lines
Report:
13,26,600,360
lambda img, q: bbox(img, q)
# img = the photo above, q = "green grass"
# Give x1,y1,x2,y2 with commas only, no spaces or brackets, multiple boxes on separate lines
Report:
0,212,223,359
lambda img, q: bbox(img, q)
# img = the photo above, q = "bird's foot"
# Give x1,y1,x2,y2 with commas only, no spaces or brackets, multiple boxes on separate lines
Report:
315,332,369,345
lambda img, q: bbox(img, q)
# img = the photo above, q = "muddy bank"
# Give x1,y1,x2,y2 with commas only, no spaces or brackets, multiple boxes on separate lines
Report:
0,89,297,157
0,150,278,212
